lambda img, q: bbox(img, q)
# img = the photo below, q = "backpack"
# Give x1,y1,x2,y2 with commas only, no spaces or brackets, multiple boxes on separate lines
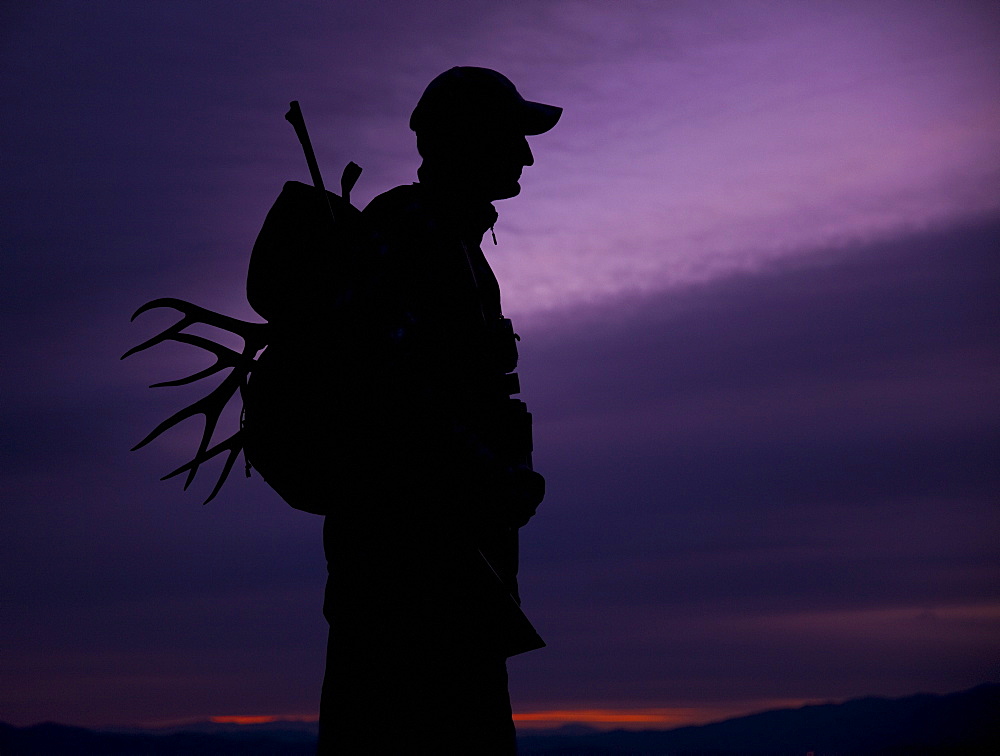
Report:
123,162,367,509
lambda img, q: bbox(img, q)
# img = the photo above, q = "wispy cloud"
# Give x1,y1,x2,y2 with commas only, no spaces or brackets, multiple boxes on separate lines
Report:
2,0,997,729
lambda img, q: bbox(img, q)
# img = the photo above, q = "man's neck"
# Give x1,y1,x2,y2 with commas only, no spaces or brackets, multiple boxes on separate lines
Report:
416,163,498,241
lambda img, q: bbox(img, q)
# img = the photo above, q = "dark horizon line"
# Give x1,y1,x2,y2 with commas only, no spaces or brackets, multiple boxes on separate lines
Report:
6,680,997,734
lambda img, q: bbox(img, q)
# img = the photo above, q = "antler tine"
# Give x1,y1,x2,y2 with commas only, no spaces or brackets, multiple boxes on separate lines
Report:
126,297,269,502
160,430,244,505
150,362,231,389
130,298,180,322
121,319,190,360
147,297,269,344
204,440,243,505
148,333,244,388
129,297,249,332
171,332,243,362
131,397,204,452
130,370,240,452
123,298,269,360
184,374,234,488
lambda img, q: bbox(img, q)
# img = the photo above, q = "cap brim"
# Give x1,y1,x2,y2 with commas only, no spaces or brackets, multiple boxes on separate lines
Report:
521,101,562,135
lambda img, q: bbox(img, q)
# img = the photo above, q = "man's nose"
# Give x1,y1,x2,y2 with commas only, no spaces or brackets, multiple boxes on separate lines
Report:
521,138,534,167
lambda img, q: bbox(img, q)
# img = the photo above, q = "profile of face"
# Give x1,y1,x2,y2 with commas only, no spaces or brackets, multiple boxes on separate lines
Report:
468,129,534,201
421,125,535,202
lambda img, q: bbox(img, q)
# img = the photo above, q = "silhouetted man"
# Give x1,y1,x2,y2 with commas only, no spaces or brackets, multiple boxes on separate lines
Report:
126,64,557,754
308,67,560,754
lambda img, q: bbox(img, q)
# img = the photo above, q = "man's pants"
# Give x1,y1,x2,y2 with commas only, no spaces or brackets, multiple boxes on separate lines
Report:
317,630,516,754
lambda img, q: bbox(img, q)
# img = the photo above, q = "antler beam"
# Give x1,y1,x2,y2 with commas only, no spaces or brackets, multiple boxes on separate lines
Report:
124,298,270,503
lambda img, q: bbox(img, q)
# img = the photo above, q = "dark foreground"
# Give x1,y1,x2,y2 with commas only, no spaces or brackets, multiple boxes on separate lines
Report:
2,684,996,755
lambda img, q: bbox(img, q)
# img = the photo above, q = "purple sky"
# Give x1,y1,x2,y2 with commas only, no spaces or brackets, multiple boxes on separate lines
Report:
3,0,999,731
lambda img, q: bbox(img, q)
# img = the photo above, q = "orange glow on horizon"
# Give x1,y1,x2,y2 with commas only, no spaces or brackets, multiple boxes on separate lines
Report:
512,708,722,730
209,714,317,725
515,709,674,724
200,699,819,731
512,700,820,730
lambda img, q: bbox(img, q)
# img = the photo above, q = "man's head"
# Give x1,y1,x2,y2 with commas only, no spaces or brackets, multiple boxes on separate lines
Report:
411,67,561,201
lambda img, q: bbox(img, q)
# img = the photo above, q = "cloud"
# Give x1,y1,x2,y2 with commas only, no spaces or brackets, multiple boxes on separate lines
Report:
508,218,1000,707
3,0,998,728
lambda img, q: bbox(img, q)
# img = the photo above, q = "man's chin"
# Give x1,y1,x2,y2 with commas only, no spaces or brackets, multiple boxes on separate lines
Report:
490,180,522,201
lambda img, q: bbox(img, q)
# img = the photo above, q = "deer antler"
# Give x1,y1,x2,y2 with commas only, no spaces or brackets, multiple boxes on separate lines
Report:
123,298,270,503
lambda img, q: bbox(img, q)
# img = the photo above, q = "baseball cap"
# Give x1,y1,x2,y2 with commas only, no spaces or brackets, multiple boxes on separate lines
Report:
410,67,562,136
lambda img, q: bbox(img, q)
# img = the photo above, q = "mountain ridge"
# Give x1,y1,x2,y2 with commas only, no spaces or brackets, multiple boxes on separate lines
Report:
518,683,999,755
2,683,996,755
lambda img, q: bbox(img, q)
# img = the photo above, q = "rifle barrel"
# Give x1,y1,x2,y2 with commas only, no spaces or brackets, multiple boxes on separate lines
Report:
285,100,335,224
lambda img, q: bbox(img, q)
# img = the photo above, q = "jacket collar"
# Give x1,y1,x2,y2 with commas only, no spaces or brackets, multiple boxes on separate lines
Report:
415,167,498,242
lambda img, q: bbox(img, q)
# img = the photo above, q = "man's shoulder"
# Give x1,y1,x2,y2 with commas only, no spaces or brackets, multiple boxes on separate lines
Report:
363,184,427,229
363,184,456,256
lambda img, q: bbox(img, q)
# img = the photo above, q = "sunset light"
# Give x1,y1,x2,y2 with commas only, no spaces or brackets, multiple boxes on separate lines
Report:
511,701,817,731
514,708,710,729
4,2,998,750
206,705,812,731
209,715,305,725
